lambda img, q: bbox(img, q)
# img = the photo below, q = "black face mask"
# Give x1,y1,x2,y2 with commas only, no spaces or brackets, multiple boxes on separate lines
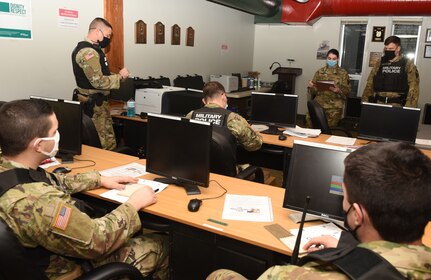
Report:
98,36,110,48
343,203,361,239
382,50,396,63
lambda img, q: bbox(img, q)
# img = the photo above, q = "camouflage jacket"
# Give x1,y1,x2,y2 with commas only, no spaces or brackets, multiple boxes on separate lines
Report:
186,103,263,151
258,241,431,279
73,38,121,96
0,157,141,278
309,65,351,109
362,55,420,108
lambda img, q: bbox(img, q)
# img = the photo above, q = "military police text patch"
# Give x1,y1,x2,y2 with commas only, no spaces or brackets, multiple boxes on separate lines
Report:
52,205,72,231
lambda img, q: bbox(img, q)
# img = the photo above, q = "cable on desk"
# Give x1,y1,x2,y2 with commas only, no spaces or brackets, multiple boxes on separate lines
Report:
200,180,228,201
69,158,97,170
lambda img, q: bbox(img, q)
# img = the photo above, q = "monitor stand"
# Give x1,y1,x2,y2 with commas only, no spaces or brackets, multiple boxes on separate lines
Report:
153,177,201,195
59,153,74,164
288,213,321,223
260,125,282,135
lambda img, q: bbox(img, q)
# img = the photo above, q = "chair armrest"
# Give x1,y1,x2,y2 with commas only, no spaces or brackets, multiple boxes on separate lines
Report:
237,166,264,183
77,262,147,280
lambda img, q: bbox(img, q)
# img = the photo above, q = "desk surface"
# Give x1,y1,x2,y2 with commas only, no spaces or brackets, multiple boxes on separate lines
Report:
68,146,431,250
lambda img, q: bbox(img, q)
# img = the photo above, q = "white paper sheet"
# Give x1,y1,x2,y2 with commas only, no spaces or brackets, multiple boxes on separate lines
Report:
100,178,168,203
222,194,273,222
284,126,321,138
326,135,357,146
99,162,147,178
280,222,342,254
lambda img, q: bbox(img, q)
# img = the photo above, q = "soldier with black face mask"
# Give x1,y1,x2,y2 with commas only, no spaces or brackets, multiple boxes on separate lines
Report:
72,18,130,151
362,35,420,108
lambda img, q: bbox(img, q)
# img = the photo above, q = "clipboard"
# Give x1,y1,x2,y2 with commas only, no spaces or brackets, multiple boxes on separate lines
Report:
315,80,335,91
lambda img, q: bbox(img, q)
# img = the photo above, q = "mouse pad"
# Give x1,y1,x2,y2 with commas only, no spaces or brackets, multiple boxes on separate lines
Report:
117,184,147,197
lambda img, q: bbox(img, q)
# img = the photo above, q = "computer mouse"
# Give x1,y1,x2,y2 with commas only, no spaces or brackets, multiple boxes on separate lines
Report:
188,199,202,212
52,167,71,174
278,134,287,141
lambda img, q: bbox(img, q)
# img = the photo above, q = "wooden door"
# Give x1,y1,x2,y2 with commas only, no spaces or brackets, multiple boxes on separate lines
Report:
104,0,124,71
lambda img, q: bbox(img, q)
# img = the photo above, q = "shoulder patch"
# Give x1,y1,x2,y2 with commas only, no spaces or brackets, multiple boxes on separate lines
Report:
52,205,72,231
85,53,94,60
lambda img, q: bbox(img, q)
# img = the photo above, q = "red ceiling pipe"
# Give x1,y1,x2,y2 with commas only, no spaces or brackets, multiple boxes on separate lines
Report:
282,0,431,24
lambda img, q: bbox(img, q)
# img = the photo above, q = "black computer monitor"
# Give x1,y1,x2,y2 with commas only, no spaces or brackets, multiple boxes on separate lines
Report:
30,96,82,162
146,113,211,195
357,102,421,144
283,140,351,225
250,92,298,135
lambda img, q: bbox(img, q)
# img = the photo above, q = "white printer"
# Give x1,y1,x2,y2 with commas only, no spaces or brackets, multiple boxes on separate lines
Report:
135,86,186,114
209,75,238,92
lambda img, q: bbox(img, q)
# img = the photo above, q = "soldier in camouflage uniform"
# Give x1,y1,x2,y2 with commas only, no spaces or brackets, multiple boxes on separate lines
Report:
0,99,168,279
362,36,420,108
186,81,263,152
72,17,130,150
207,142,431,280
306,49,351,128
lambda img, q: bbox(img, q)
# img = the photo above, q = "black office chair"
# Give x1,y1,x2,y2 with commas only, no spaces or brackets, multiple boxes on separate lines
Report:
307,100,352,137
0,217,146,280
211,126,264,183
81,113,136,156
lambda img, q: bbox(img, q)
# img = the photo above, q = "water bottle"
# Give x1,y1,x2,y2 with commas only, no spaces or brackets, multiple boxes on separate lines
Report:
126,99,135,117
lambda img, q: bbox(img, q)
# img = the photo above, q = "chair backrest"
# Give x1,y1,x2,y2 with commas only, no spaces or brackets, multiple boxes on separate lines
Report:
210,126,238,177
81,113,103,148
0,218,48,279
423,103,431,124
307,99,332,134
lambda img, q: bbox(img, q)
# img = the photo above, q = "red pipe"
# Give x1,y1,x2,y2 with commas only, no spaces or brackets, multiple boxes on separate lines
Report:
282,0,431,24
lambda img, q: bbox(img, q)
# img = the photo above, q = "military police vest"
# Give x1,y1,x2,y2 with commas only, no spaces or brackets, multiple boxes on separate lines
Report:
373,58,408,95
71,41,111,89
191,106,231,127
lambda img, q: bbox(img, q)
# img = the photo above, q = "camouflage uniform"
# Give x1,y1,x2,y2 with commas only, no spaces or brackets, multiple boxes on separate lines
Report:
0,157,168,279
362,55,420,108
186,103,263,151
72,39,122,150
306,65,351,128
207,241,431,280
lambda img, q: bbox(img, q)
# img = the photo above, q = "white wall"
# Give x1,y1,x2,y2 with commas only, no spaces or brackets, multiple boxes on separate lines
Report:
253,16,431,115
0,0,254,101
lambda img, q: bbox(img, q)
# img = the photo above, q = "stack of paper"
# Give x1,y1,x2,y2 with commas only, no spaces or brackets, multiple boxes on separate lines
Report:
284,126,321,138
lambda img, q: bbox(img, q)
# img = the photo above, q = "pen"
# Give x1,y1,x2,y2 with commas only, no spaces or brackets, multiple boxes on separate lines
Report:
154,188,159,193
207,218,228,226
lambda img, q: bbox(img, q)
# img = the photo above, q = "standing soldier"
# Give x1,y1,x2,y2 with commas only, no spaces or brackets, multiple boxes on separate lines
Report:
362,35,420,108
306,49,351,127
72,17,129,150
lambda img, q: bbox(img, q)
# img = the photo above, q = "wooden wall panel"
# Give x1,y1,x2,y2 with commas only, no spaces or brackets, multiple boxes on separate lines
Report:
104,0,124,72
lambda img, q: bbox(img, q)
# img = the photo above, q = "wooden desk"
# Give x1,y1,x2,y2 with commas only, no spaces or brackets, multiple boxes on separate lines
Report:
68,146,430,278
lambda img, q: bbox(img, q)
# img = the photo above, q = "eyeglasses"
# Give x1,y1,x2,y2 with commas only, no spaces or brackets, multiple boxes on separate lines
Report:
97,28,112,39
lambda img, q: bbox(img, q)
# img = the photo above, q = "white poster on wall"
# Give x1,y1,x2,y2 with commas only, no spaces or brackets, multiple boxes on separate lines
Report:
58,8,79,28
0,0,32,39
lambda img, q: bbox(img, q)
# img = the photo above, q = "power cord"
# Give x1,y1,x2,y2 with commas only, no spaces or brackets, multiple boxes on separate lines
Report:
68,158,96,170
200,180,228,201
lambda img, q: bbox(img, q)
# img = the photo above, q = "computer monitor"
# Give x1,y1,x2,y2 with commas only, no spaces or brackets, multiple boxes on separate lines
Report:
283,140,351,225
146,113,211,195
250,92,298,135
357,102,420,144
30,96,82,162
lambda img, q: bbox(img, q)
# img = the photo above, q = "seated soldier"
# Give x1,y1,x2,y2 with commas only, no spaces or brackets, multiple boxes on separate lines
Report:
186,81,262,152
0,99,168,279
207,141,431,279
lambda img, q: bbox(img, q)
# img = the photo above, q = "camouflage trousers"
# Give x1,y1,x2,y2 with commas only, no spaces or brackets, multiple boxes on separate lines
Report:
206,269,247,280
93,232,169,279
92,101,117,150
305,107,343,128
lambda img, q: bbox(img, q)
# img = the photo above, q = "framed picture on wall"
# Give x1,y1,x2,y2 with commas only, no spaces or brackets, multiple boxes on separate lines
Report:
426,29,431,43
424,45,431,58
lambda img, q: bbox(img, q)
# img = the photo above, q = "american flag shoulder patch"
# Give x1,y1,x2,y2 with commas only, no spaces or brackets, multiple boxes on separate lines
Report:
52,205,72,231
84,53,94,60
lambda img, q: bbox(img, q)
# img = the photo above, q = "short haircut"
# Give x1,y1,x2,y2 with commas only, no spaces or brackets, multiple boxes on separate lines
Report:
89,17,112,31
0,99,54,156
203,81,226,101
327,49,339,58
343,142,431,243
384,35,401,46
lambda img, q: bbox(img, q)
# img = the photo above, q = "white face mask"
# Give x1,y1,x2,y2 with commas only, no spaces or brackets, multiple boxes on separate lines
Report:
34,130,60,158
